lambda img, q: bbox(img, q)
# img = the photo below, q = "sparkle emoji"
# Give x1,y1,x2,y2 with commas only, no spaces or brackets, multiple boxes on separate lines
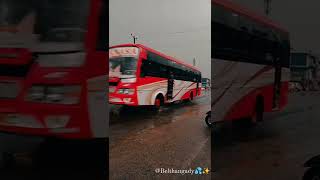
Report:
203,168,210,174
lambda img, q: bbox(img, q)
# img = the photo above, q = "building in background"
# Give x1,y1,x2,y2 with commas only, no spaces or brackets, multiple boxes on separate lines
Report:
290,52,320,90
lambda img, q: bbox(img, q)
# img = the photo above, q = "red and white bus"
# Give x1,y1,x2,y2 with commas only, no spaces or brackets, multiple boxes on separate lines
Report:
0,0,108,140
208,0,290,127
109,44,202,108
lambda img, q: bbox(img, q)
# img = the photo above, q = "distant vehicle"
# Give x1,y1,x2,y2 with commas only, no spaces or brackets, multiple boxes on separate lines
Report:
109,44,202,108
289,81,304,92
202,78,210,90
209,0,291,127
303,155,320,180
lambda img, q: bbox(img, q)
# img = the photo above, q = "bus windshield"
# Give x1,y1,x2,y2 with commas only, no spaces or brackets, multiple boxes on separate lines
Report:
109,47,140,77
0,0,90,51
109,57,138,76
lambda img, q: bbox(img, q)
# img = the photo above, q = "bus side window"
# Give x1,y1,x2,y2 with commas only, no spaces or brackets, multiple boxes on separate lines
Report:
140,64,145,77
141,61,162,78
140,61,150,77
96,0,107,51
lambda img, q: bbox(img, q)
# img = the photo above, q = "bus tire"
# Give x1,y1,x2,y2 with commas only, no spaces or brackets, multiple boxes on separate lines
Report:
253,96,264,123
154,94,164,110
189,92,194,101
205,112,212,128
183,92,193,103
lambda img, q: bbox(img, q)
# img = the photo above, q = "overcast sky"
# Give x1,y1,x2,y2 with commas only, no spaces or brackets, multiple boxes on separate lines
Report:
231,0,320,55
109,0,211,78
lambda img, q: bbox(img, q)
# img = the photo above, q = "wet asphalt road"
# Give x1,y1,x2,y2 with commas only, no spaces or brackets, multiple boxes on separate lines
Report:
213,92,320,180
109,90,211,179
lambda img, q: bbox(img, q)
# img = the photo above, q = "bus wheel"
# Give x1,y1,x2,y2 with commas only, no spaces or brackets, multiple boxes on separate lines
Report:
154,95,164,110
189,92,194,101
252,97,264,123
205,112,212,128
183,92,193,103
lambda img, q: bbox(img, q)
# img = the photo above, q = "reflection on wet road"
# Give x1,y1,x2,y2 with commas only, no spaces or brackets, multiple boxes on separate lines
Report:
110,91,211,179
213,92,320,180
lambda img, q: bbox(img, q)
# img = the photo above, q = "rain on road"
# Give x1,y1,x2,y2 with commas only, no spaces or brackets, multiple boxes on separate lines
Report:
109,90,211,179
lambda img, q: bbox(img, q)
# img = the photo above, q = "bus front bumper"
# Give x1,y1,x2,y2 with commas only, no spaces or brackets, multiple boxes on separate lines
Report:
109,93,137,106
0,101,90,139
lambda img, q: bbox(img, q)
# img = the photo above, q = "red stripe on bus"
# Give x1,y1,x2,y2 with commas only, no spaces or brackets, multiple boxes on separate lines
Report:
240,66,273,88
212,80,235,107
172,82,196,99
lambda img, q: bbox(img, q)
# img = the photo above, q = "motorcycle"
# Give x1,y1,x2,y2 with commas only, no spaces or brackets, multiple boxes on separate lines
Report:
303,155,320,180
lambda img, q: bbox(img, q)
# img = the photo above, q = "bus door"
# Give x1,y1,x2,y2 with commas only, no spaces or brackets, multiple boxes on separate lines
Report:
273,59,282,109
167,71,174,100
196,81,199,95
196,74,200,95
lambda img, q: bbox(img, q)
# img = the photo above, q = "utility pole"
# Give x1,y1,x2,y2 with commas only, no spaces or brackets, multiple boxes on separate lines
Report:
130,33,138,44
264,0,272,16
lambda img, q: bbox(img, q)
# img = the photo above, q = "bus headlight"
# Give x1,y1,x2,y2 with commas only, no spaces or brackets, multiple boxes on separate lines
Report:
36,52,86,67
45,116,70,129
26,85,81,104
27,86,46,101
46,86,81,104
117,88,134,95
121,78,136,83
